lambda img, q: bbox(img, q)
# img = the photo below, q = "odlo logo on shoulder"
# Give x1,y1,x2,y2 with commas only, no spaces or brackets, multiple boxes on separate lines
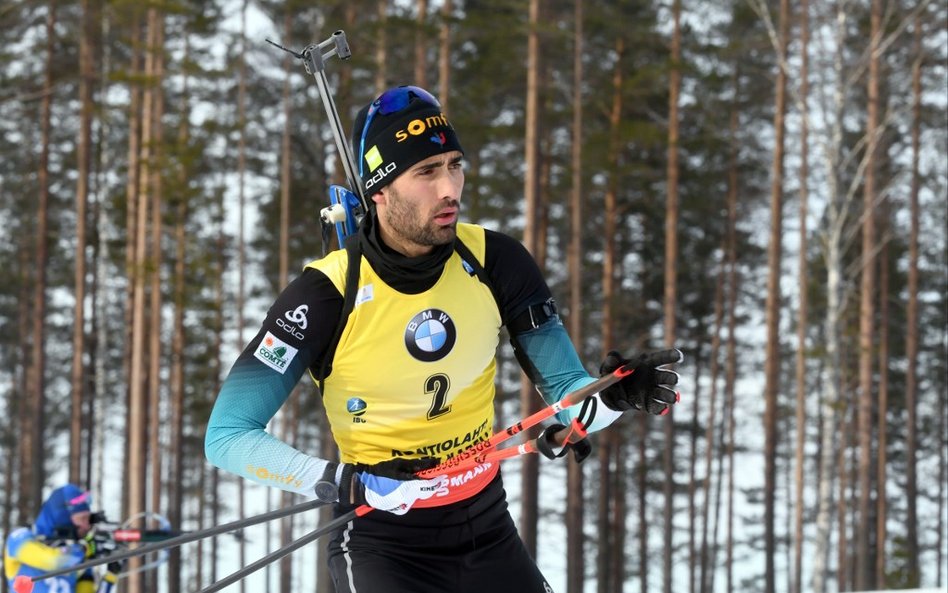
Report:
404,309,456,362
254,331,298,375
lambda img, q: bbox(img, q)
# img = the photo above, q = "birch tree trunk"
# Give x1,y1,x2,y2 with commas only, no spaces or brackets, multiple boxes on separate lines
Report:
812,8,849,592
792,3,810,593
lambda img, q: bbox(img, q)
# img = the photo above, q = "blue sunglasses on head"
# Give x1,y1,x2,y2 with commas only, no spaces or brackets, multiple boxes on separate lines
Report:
358,86,441,178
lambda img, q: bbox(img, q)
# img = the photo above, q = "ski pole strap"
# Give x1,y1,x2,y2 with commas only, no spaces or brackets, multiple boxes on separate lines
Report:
535,419,591,463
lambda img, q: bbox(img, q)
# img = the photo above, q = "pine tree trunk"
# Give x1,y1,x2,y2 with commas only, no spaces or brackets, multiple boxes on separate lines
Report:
662,3,682,591
279,8,292,290
837,404,853,592
22,2,56,521
279,11,295,593
122,2,144,522
146,20,166,593
375,1,388,94
723,71,740,593
937,396,946,588
519,0,543,557
610,430,625,593
70,0,96,485
763,1,790,591
598,34,624,593
127,10,161,592
904,13,923,587
414,0,429,87
855,1,881,588
566,2,585,590
438,0,452,113
209,171,228,584
875,199,889,588
14,243,32,529
166,31,192,593
698,260,725,593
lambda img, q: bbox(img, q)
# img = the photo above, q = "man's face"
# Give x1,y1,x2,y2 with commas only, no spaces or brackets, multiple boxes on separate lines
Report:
373,150,464,257
71,511,91,538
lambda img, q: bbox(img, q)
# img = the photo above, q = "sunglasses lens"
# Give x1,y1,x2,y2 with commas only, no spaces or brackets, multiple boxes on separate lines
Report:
359,86,442,178
375,86,440,115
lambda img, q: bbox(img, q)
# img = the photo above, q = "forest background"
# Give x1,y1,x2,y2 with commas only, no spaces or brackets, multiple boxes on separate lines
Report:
0,0,945,592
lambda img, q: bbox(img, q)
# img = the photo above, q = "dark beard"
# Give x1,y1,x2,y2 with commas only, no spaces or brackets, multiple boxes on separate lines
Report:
358,214,455,295
382,186,458,247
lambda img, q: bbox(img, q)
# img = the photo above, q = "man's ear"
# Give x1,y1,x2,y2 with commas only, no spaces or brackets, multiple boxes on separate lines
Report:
371,189,386,207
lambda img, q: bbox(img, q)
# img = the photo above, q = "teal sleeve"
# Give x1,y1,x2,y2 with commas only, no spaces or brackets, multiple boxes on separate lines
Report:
204,352,332,495
512,317,622,433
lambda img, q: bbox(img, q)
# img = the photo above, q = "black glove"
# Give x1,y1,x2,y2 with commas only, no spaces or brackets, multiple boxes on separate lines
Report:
599,349,683,414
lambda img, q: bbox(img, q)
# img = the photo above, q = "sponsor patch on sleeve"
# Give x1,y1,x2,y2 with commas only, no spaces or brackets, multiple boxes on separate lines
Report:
254,331,299,374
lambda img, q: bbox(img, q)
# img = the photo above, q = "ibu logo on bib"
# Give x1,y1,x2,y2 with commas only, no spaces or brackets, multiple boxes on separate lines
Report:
404,308,456,362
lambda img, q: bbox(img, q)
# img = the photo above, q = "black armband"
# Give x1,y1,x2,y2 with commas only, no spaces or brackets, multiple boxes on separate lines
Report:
506,298,558,335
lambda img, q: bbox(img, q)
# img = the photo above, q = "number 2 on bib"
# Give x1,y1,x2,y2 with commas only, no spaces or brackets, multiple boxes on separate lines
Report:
425,373,451,420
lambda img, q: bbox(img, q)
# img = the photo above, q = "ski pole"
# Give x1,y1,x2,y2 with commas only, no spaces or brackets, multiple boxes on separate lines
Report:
415,361,635,479
195,364,636,592
32,498,332,581
195,414,589,593
198,507,370,593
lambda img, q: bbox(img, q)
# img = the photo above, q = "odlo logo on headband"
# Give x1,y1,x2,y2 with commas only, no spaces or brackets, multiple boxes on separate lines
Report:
404,309,456,362
395,113,450,143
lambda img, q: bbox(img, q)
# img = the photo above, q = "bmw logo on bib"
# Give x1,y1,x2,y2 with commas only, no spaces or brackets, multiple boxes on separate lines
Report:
405,308,456,362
